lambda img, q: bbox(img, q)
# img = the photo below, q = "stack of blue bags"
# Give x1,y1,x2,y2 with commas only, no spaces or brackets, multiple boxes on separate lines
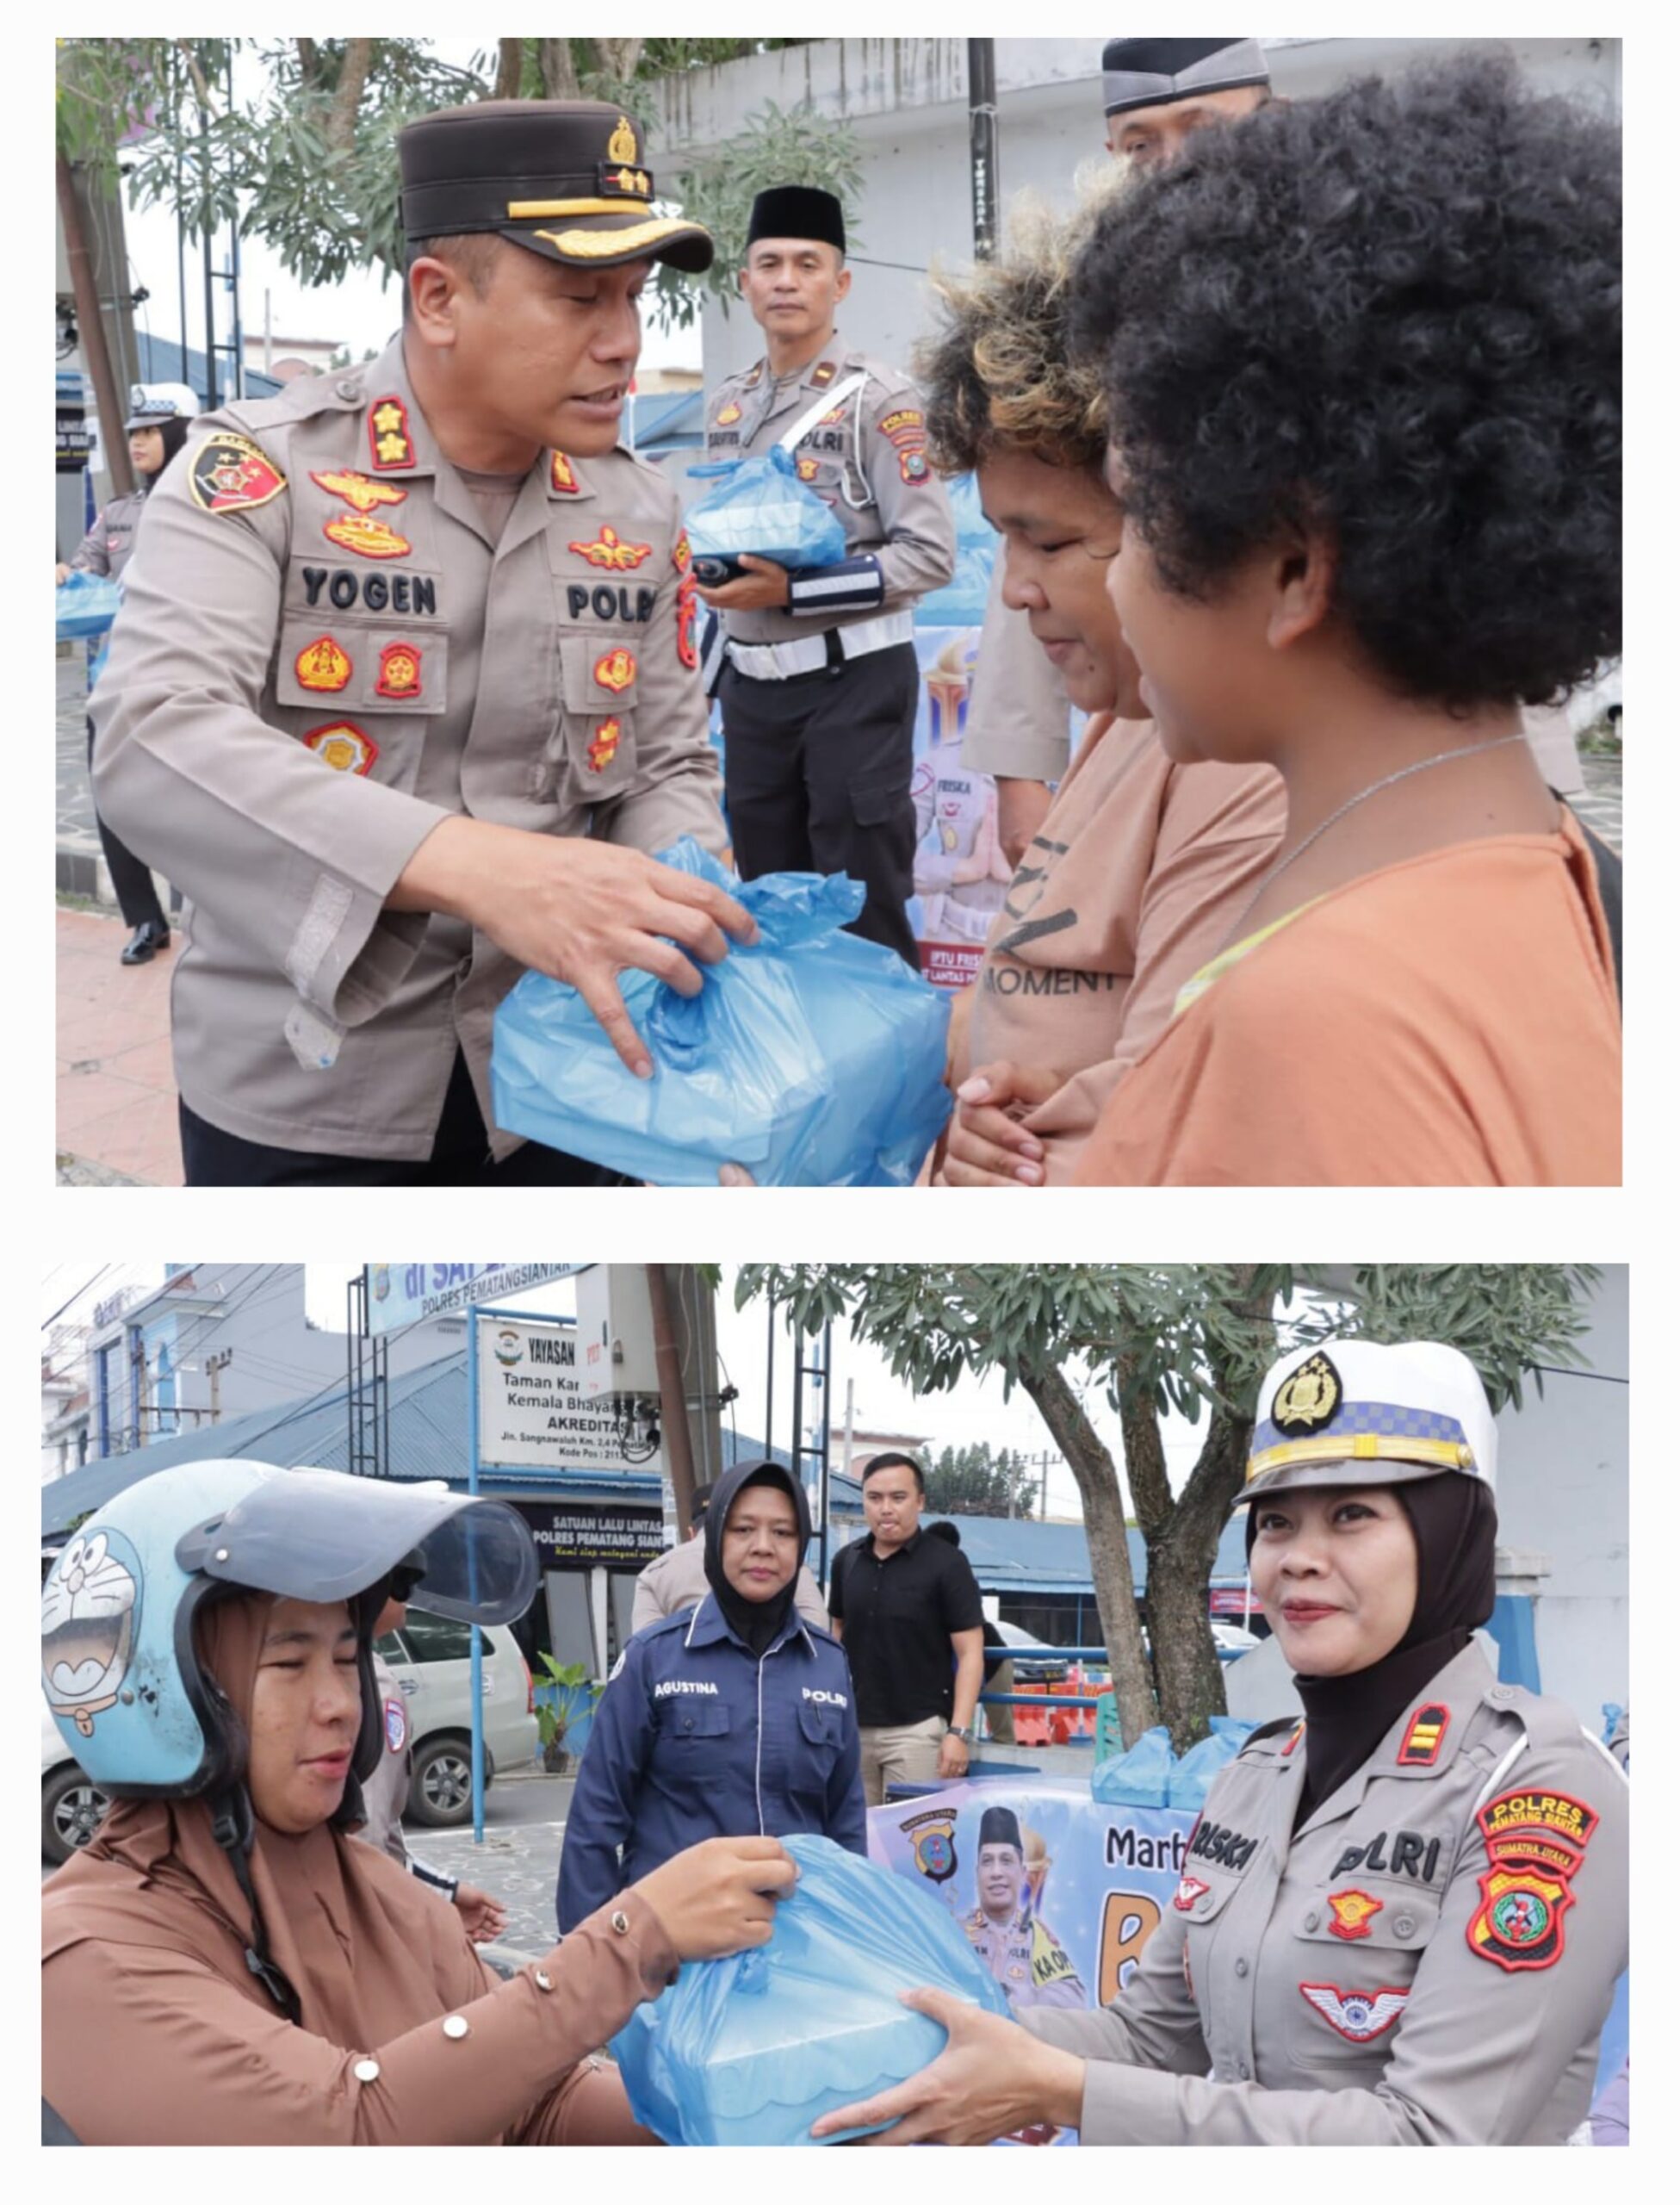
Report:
1091,1717,1259,1809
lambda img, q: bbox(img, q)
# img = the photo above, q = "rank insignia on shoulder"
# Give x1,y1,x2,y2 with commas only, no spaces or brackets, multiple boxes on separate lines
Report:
311,468,408,514
569,525,653,572
593,647,636,694
1398,1704,1451,1767
189,432,287,516
368,396,416,471
1326,1888,1384,1941
303,721,378,775
742,362,763,388
324,513,412,561
1299,1983,1409,2043
550,451,585,496
811,361,837,388
716,401,742,428
586,716,623,773
375,642,423,699
295,636,351,693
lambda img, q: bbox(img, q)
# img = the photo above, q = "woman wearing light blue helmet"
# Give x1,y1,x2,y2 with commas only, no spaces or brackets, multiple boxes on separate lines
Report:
41,1459,797,2145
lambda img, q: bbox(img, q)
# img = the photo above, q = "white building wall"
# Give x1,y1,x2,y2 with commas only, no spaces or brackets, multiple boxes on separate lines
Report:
1492,1267,1629,1732
650,35,1621,442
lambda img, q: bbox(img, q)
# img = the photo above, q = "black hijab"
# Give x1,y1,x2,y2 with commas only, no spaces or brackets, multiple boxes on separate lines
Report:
1245,1470,1498,1825
703,1457,813,1658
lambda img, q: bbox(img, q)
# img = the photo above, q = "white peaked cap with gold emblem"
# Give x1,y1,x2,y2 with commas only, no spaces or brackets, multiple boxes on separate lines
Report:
1241,1339,1497,1504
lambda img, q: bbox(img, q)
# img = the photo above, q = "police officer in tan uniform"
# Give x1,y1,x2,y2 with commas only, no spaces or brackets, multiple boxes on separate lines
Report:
814,1340,1629,2146
92,102,756,1184
697,187,956,966
961,1805,1087,2012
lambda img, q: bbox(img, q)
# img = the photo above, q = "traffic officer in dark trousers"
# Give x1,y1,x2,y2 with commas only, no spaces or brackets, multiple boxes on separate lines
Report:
92,101,756,1185
697,187,956,966
814,1340,1629,2146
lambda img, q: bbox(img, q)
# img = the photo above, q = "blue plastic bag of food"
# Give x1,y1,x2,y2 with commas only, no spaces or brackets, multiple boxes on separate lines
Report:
611,1833,1012,2147
1166,1717,1259,1809
684,445,846,582
55,570,122,641
1090,1724,1175,1807
491,838,952,1186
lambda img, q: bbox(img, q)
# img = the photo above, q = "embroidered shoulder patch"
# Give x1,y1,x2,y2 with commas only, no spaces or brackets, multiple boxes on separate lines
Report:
189,431,287,515
1465,1788,1598,1974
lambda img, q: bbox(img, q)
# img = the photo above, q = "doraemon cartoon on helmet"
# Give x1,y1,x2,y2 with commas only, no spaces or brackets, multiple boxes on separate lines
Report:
1238,1339,1498,1506
40,1458,538,1802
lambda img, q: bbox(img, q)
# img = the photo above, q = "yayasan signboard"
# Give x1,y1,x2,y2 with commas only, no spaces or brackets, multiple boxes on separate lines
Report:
476,1315,661,1475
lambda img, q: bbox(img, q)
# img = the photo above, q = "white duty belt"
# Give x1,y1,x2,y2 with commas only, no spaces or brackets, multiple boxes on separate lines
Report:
726,609,914,681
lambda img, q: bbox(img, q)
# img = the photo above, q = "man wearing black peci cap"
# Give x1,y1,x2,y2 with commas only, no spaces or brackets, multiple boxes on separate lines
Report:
697,187,956,967
93,101,755,1184
961,1803,1087,2010
960,40,1273,869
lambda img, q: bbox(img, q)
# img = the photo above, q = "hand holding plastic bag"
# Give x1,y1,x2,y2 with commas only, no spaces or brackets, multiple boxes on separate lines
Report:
611,1833,1013,2146
684,445,847,582
492,838,952,1186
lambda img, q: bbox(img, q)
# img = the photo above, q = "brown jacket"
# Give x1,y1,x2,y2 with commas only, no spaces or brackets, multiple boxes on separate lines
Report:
1023,1645,1628,2144
91,334,726,1160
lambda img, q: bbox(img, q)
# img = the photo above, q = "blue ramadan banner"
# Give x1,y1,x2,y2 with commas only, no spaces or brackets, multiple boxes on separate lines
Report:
869,1780,1197,2017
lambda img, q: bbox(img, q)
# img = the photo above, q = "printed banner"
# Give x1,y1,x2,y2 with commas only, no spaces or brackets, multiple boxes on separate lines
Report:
870,1779,1197,2015
908,625,1005,991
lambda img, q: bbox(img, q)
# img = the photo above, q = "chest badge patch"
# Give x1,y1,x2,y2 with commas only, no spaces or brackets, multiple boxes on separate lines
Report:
1299,1983,1409,2043
383,1697,408,1755
1273,1352,1342,1433
569,525,653,571
587,716,623,773
1326,1888,1384,1941
304,721,378,776
324,512,412,561
369,396,416,471
294,636,351,693
311,469,408,514
1398,1703,1451,1767
1173,1875,1211,1913
796,456,820,482
550,450,585,496
375,642,423,699
189,432,287,515
593,646,636,694
716,401,742,428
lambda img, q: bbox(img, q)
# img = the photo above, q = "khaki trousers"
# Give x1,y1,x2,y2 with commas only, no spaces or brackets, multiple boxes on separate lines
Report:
859,1714,947,1806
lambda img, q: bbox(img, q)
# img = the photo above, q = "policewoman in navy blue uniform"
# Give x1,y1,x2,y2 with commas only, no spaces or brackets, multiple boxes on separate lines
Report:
558,1457,864,1933
813,1340,1629,2146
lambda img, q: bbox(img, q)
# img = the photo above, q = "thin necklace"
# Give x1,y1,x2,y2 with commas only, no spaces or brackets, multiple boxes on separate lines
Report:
1228,731,1528,943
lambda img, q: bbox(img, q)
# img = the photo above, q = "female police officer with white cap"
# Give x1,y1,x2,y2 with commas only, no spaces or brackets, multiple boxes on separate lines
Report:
813,1339,1629,2146
40,1461,796,2144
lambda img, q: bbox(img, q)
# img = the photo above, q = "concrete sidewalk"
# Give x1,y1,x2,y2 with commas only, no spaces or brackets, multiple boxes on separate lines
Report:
57,908,183,1186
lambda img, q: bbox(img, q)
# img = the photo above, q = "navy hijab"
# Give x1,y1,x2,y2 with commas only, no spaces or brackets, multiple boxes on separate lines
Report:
703,1457,812,1658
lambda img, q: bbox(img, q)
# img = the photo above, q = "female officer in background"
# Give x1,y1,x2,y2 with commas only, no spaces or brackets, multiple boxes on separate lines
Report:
813,1340,1628,2146
559,1456,864,1933
41,1461,796,2145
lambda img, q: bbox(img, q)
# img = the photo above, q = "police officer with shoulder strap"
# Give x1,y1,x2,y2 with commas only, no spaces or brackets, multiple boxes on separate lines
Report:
812,1339,1628,2146
697,187,956,967
93,101,758,1185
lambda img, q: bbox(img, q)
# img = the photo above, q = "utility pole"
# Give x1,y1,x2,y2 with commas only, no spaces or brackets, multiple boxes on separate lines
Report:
967,40,1001,263
56,151,133,500
205,1348,232,1423
645,1264,697,1537
1039,1448,1051,1520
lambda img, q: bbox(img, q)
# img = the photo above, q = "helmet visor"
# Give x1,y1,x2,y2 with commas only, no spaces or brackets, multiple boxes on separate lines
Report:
175,1469,537,1624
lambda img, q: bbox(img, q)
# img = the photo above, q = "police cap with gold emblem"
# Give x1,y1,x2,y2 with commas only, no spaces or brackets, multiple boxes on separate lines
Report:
398,99,713,274
1240,1339,1497,1504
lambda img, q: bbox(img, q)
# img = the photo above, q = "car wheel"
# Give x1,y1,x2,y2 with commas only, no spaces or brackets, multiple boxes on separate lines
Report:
42,1762,110,1865
407,1736,494,1828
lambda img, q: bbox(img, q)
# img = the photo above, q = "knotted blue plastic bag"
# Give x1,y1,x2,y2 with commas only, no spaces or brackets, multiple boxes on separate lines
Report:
491,838,951,1186
1090,1724,1175,1807
55,570,122,641
610,1833,1013,2146
684,445,846,580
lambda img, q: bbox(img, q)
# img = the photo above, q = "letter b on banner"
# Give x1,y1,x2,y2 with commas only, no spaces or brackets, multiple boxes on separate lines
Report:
1099,1892,1162,2004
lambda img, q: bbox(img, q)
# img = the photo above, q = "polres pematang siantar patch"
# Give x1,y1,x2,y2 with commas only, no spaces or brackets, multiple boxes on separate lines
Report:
1465,1789,1599,1973
189,432,287,515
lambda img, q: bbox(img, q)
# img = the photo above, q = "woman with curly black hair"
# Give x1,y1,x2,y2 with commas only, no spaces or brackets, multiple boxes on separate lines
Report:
1066,54,1620,1185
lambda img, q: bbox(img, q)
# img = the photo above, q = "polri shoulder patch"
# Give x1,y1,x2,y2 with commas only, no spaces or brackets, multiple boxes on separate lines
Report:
189,431,287,515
